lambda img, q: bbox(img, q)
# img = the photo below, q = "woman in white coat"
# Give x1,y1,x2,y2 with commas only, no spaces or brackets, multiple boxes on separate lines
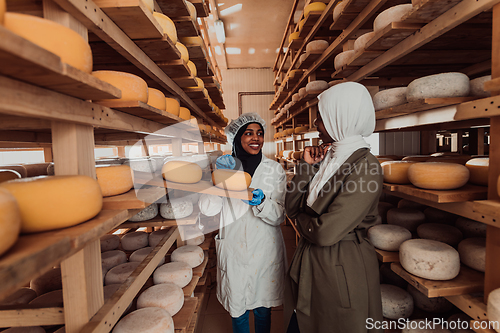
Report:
198,113,286,333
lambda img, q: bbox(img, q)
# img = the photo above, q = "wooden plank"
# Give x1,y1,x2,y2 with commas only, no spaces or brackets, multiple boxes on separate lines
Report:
375,249,400,263
455,95,500,120
365,22,424,51
185,45,206,59
198,236,212,251
184,88,206,100
134,36,182,62
348,50,384,67
190,0,209,17
445,294,488,321
174,297,198,333
471,200,500,225
402,0,463,23
183,276,201,297
173,17,199,37
102,187,167,210
156,0,190,17
0,307,65,327
484,77,500,93
120,209,200,228
93,0,164,39
133,172,253,200
289,38,305,50
298,12,323,38
391,262,484,298
197,272,207,286
93,100,184,124
173,76,199,88
394,184,488,203
157,60,191,78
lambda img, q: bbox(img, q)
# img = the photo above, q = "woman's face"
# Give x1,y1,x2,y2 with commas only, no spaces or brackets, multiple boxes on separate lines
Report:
315,112,334,143
241,123,264,155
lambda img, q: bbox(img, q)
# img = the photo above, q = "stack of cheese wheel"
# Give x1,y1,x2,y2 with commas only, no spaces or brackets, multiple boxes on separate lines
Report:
380,161,415,184
354,31,375,52
458,237,486,272
129,247,165,266
372,87,408,111
105,262,140,285
0,175,102,233
96,165,134,197
154,261,193,288
0,188,21,256
465,158,489,186
380,284,414,319
162,160,203,183
306,40,329,53
399,239,460,280
4,13,93,73
455,216,487,238
487,288,500,330
304,2,327,16
373,4,413,32
406,72,470,102
387,208,425,233
137,283,184,316
100,234,120,252
113,307,174,333
102,250,127,272
160,198,193,219
408,162,470,190
367,224,411,251
92,71,148,103
171,245,204,268
470,75,491,98
334,50,355,71
121,231,149,251
153,12,177,43
306,80,329,93
147,88,166,110
407,284,453,313
212,169,252,191
417,223,463,246
166,97,181,116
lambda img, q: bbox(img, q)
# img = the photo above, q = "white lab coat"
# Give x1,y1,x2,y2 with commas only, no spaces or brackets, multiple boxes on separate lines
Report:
198,155,287,317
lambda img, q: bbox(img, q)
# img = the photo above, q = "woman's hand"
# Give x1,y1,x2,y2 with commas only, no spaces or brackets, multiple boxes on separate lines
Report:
303,143,332,165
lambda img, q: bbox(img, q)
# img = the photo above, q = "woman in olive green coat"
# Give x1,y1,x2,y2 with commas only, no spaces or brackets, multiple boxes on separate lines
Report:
284,82,383,333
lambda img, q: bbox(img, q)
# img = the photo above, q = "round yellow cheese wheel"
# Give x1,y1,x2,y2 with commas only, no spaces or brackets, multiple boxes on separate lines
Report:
180,36,203,46
0,169,21,183
298,18,306,31
195,77,205,89
212,169,251,191
408,162,470,190
175,42,189,62
165,97,180,116
304,2,327,16
294,126,308,134
0,175,102,233
152,12,177,44
0,188,21,256
289,31,300,44
465,158,489,186
179,107,191,120
381,161,416,184
186,1,197,21
199,124,206,132
147,88,166,111
142,0,154,12
4,13,93,73
187,61,197,76
92,71,148,103
162,161,202,183
113,307,174,333
96,165,134,197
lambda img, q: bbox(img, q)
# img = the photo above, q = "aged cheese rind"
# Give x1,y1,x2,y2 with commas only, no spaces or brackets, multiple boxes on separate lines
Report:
121,231,149,251
406,72,470,102
458,237,486,272
100,234,120,252
154,261,193,288
137,283,184,316
101,250,127,272
373,87,408,111
160,199,193,220
0,188,21,256
408,162,470,190
105,262,140,285
470,75,491,98
129,247,165,266
455,217,487,238
367,224,411,251
171,245,204,268
380,284,414,319
417,223,463,246
128,204,158,222
112,307,174,333
373,4,413,32
334,50,355,70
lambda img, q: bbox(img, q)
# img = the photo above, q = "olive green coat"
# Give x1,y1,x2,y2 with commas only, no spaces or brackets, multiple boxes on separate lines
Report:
284,148,383,333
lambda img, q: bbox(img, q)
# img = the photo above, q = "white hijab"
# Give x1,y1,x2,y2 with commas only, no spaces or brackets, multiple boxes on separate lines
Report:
307,82,376,207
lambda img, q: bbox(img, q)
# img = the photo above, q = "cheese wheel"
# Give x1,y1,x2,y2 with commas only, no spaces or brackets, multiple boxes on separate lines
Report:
175,42,189,62
289,31,301,44
149,228,170,248
458,237,485,272
465,158,489,186
129,247,166,266
408,162,470,190
162,161,202,183
101,250,127,272
186,233,205,246
378,201,395,223
0,188,21,256
0,175,102,233
305,2,326,16
402,155,431,162
121,231,149,251
29,289,63,307
381,161,415,184
105,262,140,285
113,307,174,333
212,169,252,191
92,71,148,103
292,93,300,102
137,283,184,316
470,75,491,98
96,165,134,197
186,1,197,20
387,208,425,233
2,327,45,333
152,12,177,44
334,50,355,70
373,4,413,32
0,165,27,178
380,284,413,319
164,154,209,169
423,207,457,225
407,284,454,313
306,40,329,53
147,88,166,111
187,61,197,76
332,1,347,21
402,319,452,333
128,204,158,222
354,31,375,52
4,13,92,73
373,87,408,111
160,199,193,220
487,288,500,333
179,107,191,121
417,223,463,246
171,245,204,268
406,72,470,102
397,199,427,210
0,287,37,306
180,36,203,46
165,97,181,116
298,87,307,98
154,261,193,288
400,239,460,280
0,170,22,184
367,224,412,251
30,267,61,296
100,234,120,252
306,80,329,93
295,126,308,134
123,158,158,173
455,217,486,238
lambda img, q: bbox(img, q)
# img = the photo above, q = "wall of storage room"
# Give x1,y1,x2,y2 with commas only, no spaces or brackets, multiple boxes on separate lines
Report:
270,0,500,332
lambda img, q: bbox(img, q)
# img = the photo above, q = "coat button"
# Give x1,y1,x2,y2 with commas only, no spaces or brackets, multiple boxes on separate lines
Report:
308,228,312,232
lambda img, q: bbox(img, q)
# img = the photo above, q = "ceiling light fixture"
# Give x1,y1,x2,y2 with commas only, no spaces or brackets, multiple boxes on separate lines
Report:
214,19,226,44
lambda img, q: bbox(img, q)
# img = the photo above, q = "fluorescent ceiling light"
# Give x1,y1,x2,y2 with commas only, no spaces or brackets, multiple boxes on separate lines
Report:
220,4,242,16
214,19,226,44
249,48,256,54
214,46,222,55
226,47,241,54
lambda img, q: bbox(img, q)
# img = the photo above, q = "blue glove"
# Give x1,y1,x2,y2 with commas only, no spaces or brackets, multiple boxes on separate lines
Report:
216,154,236,170
242,189,265,206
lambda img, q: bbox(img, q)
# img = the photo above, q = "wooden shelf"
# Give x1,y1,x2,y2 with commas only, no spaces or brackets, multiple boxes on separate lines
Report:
391,262,484,298
183,87,206,100
455,95,500,120
183,276,201,297
197,271,207,286
365,22,424,51
471,200,500,226
198,236,213,251
190,0,210,17
94,100,185,125
445,294,488,321
102,187,167,210
297,49,324,69
193,253,209,278
174,76,199,88
174,297,198,333
120,208,201,228
298,12,324,38
156,59,191,78
134,35,182,62
375,249,400,263
387,184,488,203
173,17,199,37
289,38,304,50
401,0,463,24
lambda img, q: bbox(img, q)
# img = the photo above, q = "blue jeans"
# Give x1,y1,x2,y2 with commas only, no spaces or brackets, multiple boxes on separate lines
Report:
231,307,271,333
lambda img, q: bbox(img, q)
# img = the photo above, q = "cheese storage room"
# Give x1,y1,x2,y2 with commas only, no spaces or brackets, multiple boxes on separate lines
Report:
0,0,499,332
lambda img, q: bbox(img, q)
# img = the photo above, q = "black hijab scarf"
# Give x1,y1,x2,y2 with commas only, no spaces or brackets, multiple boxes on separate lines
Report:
231,122,264,177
